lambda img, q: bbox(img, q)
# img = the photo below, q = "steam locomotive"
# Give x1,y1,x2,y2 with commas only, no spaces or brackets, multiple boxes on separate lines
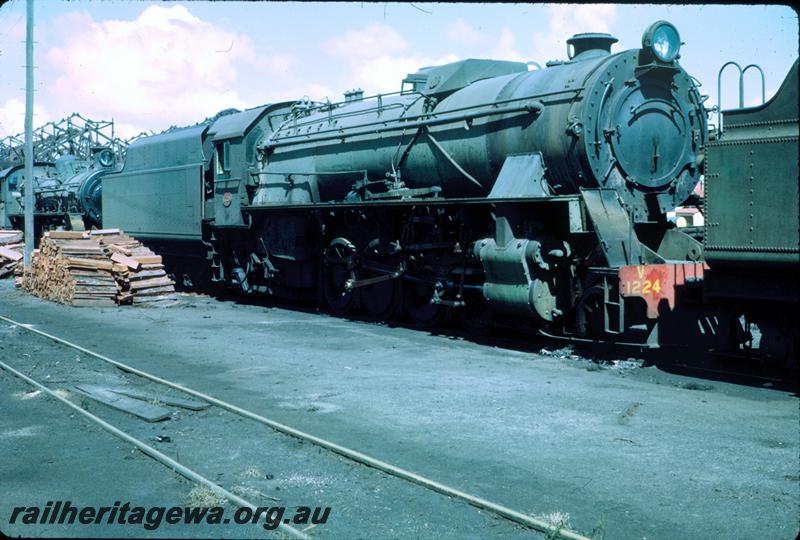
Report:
0,147,117,233
102,20,720,347
4,20,796,361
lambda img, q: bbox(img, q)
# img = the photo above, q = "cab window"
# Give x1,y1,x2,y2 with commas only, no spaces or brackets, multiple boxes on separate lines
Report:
215,141,231,176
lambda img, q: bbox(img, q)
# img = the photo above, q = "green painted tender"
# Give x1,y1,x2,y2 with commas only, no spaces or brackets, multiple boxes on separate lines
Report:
103,124,212,241
704,59,799,269
103,104,294,240
703,60,798,363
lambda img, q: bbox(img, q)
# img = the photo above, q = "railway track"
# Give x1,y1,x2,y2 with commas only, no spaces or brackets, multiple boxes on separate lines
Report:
0,314,590,540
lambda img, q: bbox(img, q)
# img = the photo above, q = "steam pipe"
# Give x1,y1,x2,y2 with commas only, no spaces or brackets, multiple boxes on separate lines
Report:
262,100,544,150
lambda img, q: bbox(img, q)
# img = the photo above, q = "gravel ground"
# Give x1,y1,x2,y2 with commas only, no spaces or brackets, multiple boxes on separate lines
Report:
1,279,798,539
0,335,541,539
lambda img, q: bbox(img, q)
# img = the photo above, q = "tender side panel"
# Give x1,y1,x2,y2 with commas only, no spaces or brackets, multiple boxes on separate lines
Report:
705,60,799,268
103,164,203,240
102,124,209,241
704,137,799,266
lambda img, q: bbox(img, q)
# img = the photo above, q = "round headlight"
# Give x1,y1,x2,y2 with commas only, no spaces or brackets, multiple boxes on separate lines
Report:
642,21,681,62
97,148,115,168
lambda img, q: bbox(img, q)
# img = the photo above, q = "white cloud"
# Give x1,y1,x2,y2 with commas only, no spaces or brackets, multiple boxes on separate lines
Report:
445,19,484,46
325,23,408,60
0,98,52,138
0,99,25,138
324,23,460,95
42,6,272,137
531,4,618,63
491,28,526,62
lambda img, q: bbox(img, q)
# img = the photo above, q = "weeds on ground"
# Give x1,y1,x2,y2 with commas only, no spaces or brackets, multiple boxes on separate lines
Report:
538,511,572,539
589,519,605,539
241,466,263,478
186,485,227,507
537,511,605,540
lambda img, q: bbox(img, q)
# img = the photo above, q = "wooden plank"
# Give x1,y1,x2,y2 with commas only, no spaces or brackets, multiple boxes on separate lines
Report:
72,283,117,289
55,242,105,251
89,228,122,236
133,293,178,302
74,385,172,421
129,276,174,290
107,244,132,256
0,231,24,244
48,231,89,239
108,387,209,411
129,269,168,280
73,284,117,290
72,287,117,293
70,270,114,277
132,286,176,295
70,298,116,305
65,257,113,271
133,255,162,265
111,252,141,271
71,294,117,300
0,246,23,261
54,244,104,249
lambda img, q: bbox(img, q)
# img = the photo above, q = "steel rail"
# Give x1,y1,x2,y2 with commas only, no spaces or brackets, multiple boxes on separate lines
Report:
0,357,309,540
0,314,589,540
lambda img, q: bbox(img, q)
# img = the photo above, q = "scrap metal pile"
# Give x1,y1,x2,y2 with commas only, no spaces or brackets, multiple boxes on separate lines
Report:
0,113,139,167
22,229,176,307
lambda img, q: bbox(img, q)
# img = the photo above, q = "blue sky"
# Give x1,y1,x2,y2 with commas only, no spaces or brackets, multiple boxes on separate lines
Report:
0,2,796,138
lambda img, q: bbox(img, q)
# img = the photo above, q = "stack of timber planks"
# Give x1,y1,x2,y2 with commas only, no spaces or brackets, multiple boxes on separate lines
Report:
0,230,24,278
23,231,118,306
21,228,177,307
93,229,177,305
